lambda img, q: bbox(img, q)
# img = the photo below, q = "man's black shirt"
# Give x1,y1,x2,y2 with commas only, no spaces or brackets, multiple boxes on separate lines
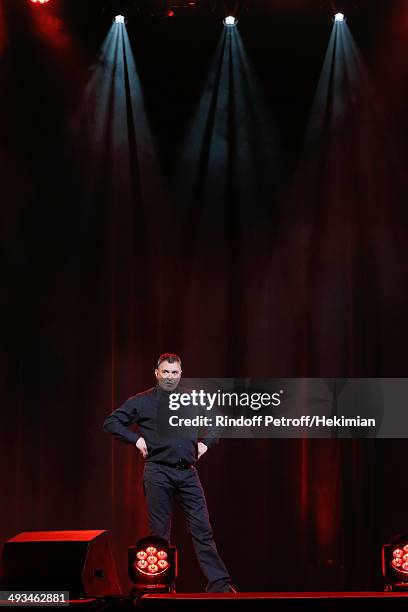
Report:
103,386,216,464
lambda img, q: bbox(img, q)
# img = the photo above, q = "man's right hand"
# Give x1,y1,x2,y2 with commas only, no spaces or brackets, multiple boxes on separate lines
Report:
136,437,148,458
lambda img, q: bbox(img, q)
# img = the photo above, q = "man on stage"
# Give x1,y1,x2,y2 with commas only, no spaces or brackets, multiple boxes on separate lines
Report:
103,353,235,593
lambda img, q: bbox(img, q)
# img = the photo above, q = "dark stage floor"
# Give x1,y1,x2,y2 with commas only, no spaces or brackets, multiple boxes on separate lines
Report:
34,592,408,611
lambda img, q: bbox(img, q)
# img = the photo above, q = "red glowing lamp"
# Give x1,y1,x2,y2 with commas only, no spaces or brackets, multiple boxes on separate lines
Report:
383,533,408,590
129,536,177,593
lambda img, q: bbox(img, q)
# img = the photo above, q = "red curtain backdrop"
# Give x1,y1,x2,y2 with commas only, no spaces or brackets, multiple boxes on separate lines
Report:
1,0,408,593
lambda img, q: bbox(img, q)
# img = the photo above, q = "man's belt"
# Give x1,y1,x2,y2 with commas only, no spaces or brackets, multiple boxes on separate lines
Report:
154,459,192,471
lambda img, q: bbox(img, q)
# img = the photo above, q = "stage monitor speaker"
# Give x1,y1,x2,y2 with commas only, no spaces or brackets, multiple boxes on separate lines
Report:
0,530,122,598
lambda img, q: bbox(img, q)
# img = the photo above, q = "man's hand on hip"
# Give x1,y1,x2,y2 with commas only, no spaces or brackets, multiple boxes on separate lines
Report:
197,442,208,459
136,437,148,458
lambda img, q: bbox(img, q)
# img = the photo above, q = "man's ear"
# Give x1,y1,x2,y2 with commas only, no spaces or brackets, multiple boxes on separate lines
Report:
154,368,158,379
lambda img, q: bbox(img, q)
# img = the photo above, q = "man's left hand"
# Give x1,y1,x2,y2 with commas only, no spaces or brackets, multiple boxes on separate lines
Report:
197,442,208,459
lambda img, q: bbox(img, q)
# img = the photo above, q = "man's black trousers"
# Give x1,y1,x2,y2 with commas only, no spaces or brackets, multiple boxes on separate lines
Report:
143,462,231,592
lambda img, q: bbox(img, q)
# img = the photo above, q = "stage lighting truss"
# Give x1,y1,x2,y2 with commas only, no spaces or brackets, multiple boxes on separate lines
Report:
383,534,408,591
223,16,237,27
168,1,197,7
333,12,345,22
129,536,177,593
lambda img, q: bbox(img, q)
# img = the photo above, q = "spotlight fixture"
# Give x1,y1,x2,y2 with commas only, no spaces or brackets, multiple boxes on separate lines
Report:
383,533,408,591
30,0,51,4
129,536,177,593
223,16,237,27
114,15,125,24
333,13,345,22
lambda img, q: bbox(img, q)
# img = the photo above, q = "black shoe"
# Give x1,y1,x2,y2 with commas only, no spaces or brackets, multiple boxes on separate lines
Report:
207,582,238,594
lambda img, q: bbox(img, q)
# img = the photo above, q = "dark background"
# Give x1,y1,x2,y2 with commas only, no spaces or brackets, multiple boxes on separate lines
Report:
1,0,408,593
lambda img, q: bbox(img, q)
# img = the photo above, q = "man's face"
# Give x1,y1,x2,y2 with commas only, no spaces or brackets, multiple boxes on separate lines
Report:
155,360,182,392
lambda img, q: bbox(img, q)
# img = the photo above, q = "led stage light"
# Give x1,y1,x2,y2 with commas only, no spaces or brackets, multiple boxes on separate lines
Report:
129,536,177,594
223,16,237,27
